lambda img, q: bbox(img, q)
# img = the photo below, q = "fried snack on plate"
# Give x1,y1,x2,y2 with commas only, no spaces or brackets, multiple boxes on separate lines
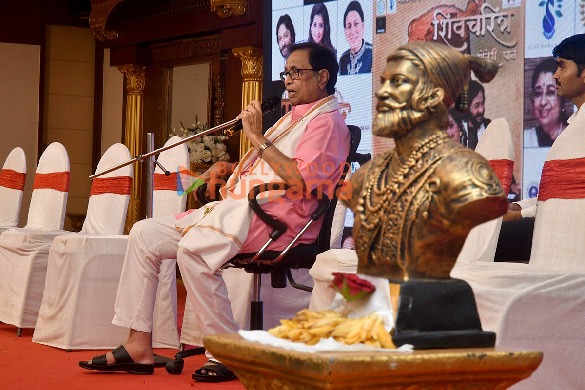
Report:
268,309,396,349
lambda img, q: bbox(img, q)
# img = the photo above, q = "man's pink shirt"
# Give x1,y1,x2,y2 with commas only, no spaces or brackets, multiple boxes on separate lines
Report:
177,99,350,253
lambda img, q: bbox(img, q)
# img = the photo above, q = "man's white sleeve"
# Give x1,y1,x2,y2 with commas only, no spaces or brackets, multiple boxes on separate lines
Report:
516,197,537,218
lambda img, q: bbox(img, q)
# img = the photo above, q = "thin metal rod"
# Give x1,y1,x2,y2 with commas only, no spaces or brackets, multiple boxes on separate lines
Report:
89,118,239,179
146,133,154,219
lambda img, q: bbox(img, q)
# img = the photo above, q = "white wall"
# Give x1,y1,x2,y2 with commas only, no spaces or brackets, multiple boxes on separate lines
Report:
0,42,41,226
43,25,95,230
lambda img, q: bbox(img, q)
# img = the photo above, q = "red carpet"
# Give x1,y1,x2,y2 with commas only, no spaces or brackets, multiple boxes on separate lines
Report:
0,281,245,390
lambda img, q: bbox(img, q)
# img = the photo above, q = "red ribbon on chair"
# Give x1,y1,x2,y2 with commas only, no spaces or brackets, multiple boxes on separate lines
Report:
488,159,513,194
538,157,585,201
0,169,26,191
33,172,70,192
153,172,178,191
90,176,133,196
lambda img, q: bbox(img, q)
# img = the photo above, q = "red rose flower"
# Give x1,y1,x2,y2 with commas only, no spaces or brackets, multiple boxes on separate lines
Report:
330,272,376,302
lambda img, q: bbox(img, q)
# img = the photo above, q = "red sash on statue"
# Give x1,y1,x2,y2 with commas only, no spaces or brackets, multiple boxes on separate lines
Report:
538,157,585,201
488,159,513,194
0,169,26,191
90,176,133,196
153,172,178,191
33,172,70,192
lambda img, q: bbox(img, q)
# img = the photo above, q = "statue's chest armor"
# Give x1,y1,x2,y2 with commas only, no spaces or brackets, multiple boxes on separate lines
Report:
354,134,451,272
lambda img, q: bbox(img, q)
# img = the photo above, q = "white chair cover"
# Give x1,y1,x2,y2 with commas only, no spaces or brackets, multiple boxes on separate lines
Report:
33,140,188,349
25,142,70,230
529,108,585,270
308,249,358,311
32,143,133,349
81,143,133,235
329,172,352,250
457,118,514,263
180,268,314,346
151,136,189,349
0,142,71,329
451,261,585,390
0,147,26,229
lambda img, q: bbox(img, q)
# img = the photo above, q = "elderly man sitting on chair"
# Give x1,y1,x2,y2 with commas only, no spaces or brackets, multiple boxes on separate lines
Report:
79,41,350,382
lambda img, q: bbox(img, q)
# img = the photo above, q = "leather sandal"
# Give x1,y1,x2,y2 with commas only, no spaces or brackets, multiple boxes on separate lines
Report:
192,360,236,382
79,345,154,375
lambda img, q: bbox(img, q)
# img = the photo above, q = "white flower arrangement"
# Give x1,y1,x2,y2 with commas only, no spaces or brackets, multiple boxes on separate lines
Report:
170,116,230,164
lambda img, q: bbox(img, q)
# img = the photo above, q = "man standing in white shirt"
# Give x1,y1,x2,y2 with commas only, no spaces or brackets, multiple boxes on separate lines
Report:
501,34,585,266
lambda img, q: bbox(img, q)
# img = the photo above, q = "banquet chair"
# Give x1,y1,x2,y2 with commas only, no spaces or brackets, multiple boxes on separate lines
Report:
32,143,132,349
449,117,585,389
179,125,364,351
0,147,26,232
150,136,190,349
32,138,188,350
456,118,514,263
0,142,70,334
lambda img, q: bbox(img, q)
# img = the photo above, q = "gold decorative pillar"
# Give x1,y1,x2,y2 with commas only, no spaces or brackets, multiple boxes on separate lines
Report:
118,64,146,232
232,46,262,159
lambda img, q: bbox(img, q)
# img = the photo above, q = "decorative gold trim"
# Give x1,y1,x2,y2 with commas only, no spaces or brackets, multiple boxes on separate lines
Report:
118,64,147,232
89,0,125,41
205,334,543,390
210,0,247,18
119,64,146,95
232,46,263,158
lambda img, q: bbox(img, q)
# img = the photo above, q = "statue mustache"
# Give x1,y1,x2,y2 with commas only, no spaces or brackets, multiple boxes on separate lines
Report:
377,98,407,111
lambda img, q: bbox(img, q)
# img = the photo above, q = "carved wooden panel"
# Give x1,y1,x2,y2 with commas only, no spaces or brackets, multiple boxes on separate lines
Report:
117,0,210,23
150,35,222,63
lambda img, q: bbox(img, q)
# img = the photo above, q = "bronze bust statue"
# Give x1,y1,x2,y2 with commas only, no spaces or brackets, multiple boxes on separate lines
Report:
344,42,508,282
342,42,508,348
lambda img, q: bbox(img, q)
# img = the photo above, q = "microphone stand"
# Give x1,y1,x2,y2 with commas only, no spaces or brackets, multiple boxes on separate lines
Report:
89,117,239,180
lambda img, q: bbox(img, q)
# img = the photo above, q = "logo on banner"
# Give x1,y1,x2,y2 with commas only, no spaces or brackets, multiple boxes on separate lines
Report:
539,0,563,40
176,166,204,197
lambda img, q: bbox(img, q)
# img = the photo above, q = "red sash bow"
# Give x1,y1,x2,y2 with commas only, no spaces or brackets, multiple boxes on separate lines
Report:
0,169,26,191
153,172,178,191
488,159,513,194
33,172,70,192
90,176,133,196
538,157,585,201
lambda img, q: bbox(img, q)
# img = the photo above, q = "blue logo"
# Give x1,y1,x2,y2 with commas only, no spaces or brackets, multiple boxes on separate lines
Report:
539,0,563,40
528,185,539,198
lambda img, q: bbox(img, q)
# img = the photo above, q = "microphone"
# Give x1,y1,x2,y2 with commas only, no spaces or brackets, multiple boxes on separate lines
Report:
226,95,281,136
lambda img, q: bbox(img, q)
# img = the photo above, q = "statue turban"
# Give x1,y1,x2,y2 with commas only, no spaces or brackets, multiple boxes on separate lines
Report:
388,41,499,108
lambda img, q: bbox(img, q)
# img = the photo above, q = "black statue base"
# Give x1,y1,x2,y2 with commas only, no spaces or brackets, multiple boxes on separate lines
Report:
391,278,495,349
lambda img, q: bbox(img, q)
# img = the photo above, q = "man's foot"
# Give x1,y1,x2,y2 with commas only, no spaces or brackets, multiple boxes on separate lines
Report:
79,345,155,375
103,342,154,365
192,360,236,382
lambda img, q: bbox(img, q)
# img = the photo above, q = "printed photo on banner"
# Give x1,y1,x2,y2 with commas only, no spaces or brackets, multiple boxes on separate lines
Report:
338,0,374,75
522,56,575,197
272,6,304,81
374,0,525,190
303,1,339,56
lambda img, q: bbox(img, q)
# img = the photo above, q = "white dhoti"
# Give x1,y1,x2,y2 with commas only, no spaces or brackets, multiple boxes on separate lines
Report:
112,212,241,359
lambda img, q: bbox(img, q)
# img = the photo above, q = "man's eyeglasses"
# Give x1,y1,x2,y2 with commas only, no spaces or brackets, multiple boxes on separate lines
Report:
280,68,317,82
